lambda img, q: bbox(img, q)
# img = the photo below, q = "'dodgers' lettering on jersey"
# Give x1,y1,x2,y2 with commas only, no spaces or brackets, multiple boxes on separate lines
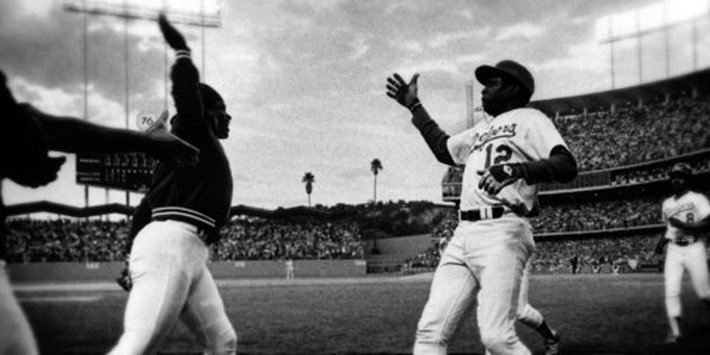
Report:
472,123,518,151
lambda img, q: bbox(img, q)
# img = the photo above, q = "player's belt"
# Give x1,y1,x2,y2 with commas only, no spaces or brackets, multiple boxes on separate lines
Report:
460,206,505,222
673,239,695,246
152,217,214,245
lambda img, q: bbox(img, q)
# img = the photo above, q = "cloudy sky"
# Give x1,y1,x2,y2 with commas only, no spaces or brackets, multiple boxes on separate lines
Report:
2,0,709,210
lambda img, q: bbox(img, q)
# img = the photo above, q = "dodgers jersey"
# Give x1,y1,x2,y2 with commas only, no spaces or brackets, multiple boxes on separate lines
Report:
662,191,710,243
446,108,567,213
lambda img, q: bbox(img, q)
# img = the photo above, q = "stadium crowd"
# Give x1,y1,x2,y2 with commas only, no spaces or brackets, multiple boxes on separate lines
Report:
610,157,710,186
213,218,363,260
5,219,131,263
530,234,661,274
413,196,663,237
5,217,364,262
531,197,660,233
555,96,710,171
406,229,666,274
403,202,674,273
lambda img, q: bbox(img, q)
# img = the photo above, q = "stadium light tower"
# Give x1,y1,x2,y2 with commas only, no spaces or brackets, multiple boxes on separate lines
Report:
63,0,222,207
595,0,709,89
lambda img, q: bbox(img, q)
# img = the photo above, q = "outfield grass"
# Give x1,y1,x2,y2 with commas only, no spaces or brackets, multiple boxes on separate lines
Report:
16,273,710,354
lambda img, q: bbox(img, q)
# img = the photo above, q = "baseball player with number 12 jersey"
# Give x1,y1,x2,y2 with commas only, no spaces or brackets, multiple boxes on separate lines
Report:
387,60,576,355
655,162,710,343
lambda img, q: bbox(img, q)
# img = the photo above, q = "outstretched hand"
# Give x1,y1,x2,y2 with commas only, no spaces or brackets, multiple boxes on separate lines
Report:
146,110,170,134
386,73,420,108
4,101,66,187
7,155,66,188
158,13,188,51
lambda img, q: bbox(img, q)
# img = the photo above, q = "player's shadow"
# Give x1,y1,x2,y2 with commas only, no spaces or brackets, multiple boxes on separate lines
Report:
645,325,710,355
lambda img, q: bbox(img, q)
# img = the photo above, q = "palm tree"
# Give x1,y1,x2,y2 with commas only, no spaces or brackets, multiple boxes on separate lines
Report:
302,172,315,207
370,159,383,205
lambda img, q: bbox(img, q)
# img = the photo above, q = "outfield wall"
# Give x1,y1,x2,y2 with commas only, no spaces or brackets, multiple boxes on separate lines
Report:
363,234,433,262
7,260,367,283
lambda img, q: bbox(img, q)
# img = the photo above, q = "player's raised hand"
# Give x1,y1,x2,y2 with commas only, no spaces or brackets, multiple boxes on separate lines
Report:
477,163,527,195
386,73,420,109
158,13,188,51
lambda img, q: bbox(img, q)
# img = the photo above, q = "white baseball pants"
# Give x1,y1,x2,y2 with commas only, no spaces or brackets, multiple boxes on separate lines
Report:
664,241,710,318
0,262,39,355
517,262,544,329
414,217,534,355
109,220,236,355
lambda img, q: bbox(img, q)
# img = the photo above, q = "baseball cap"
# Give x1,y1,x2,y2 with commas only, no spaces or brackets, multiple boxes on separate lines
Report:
475,60,535,96
669,162,692,178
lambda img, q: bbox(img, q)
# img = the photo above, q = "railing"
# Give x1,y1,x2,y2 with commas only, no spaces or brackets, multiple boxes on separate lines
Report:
442,148,710,201
533,224,665,241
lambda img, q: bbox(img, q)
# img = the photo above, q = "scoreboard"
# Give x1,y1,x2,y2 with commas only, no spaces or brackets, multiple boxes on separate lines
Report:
76,152,158,192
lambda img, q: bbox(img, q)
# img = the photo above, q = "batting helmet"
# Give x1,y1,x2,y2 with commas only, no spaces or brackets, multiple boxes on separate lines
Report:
669,162,692,178
475,60,535,96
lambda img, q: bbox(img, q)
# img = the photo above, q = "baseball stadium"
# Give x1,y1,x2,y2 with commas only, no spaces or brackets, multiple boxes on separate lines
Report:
3,1,710,354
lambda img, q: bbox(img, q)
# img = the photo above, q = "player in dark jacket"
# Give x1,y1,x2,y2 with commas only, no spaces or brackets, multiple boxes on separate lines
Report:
0,69,198,355
108,14,236,355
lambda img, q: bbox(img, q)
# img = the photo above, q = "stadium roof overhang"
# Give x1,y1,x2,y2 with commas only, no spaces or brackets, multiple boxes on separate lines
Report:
529,68,710,116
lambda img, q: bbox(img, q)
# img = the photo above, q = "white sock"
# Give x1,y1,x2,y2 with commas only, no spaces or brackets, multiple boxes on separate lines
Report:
669,317,681,337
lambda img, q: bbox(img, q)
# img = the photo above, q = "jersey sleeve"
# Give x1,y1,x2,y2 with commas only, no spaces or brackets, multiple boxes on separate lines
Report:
693,192,710,218
170,52,209,145
446,130,472,165
523,111,568,159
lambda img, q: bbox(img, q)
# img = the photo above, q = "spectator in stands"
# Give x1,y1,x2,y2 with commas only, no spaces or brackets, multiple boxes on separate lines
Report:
556,96,710,171
570,254,579,274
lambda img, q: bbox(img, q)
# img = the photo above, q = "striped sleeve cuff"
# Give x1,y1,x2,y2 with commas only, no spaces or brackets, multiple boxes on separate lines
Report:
175,49,192,60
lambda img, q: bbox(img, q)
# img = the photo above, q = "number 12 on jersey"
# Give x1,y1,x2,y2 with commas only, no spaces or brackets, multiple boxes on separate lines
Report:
484,143,513,168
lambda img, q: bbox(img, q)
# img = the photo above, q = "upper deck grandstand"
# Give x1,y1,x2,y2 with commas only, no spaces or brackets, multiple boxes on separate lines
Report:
442,68,710,203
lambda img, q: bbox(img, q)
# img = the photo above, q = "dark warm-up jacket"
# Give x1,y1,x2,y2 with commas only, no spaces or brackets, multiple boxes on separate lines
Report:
136,51,232,244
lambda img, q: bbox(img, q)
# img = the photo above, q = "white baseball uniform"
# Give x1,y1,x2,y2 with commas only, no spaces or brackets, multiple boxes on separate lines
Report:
285,259,295,279
661,191,710,321
0,261,39,355
414,108,567,355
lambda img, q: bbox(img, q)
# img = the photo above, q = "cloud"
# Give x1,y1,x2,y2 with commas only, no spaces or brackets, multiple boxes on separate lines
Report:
10,76,134,128
0,1,173,107
428,30,480,49
392,40,424,53
494,22,546,41
349,35,370,61
337,120,403,139
14,0,54,18
392,28,491,53
533,42,606,73
395,53,484,77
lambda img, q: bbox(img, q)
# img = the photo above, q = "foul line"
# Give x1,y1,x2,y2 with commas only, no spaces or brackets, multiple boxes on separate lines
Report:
18,295,101,303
